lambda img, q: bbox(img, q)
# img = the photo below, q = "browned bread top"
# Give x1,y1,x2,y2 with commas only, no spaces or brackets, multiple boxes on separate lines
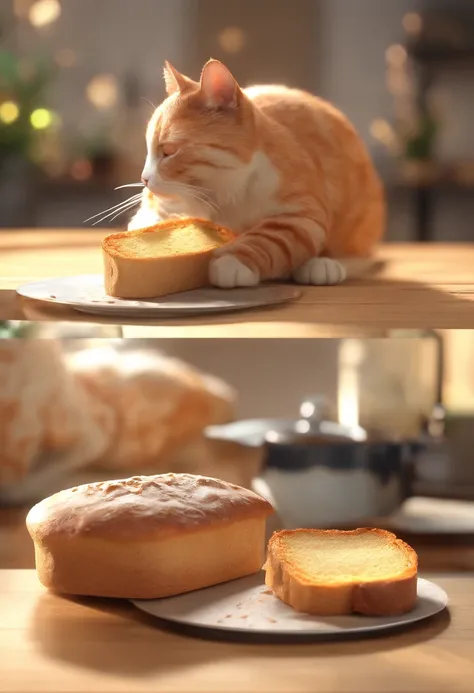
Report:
26,473,274,544
102,217,235,260
266,527,418,586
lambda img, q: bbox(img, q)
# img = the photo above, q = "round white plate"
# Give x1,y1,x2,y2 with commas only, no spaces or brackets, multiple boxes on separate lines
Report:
131,574,447,638
16,275,302,318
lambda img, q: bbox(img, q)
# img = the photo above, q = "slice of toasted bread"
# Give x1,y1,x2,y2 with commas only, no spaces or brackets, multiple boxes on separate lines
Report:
263,528,418,616
102,218,235,298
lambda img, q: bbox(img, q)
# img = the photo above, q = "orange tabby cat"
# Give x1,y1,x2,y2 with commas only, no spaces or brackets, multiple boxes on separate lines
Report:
129,59,385,288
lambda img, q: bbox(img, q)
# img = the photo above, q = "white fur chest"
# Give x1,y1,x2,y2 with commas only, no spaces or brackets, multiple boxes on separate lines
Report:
214,151,284,234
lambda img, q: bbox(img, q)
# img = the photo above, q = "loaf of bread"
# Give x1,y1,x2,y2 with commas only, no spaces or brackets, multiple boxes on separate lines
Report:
102,218,235,298
66,345,236,471
264,528,418,616
0,340,110,503
26,473,274,599
1,340,238,504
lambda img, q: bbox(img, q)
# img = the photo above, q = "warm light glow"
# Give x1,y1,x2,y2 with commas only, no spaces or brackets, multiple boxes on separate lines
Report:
218,26,246,54
55,48,77,68
443,331,474,413
86,74,119,110
369,119,393,141
0,102,20,124
338,340,365,430
403,12,423,36
30,108,53,129
71,158,93,181
385,44,408,67
28,0,61,27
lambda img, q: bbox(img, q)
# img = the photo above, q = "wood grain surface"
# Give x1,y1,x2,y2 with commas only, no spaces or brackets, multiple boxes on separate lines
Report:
1,230,474,335
0,569,472,693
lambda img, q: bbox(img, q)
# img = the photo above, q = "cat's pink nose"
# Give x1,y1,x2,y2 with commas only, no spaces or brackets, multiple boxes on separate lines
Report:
141,175,149,187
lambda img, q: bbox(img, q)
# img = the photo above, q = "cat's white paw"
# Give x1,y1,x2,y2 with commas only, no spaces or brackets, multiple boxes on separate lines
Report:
293,257,346,286
209,255,260,288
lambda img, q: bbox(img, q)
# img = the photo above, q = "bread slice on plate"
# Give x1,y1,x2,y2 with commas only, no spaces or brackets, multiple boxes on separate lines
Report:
263,528,418,616
102,218,235,298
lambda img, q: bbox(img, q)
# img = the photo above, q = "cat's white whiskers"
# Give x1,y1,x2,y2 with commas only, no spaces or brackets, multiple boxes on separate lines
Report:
181,191,219,214
92,198,142,226
84,193,143,224
180,188,217,207
191,195,219,213
174,181,216,199
107,199,144,224
170,182,220,213
141,97,156,112
182,182,214,194
87,194,143,226
155,180,219,214
114,183,145,190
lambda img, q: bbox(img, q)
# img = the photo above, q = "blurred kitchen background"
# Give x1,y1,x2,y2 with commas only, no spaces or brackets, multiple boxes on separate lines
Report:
2,328,474,571
0,0,474,240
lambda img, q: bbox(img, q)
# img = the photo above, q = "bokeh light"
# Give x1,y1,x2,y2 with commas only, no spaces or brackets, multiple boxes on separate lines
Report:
218,27,246,54
0,102,20,124
369,119,396,149
385,44,408,67
86,74,119,110
30,108,54,129
28,0,62,27
403,12,423,36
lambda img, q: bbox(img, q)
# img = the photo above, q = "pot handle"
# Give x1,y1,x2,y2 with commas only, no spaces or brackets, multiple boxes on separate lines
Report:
406,403,457,499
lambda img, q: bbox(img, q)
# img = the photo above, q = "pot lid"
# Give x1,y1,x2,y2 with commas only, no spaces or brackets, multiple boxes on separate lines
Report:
264,396,367,446
205,397,368,448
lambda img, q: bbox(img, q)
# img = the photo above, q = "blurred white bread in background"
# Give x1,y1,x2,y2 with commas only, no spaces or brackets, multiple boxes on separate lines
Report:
66,345,235,470
0,341,241,505
66,344,260,493
0,340,110,504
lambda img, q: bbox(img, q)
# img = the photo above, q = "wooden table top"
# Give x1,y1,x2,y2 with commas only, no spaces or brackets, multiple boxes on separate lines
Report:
2,230,474,336
0,569,472,693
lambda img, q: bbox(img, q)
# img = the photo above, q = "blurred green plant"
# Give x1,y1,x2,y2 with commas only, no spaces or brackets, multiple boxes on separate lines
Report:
404,112,438,162
0,49,55,160
0,321,32,338
372,42,440,164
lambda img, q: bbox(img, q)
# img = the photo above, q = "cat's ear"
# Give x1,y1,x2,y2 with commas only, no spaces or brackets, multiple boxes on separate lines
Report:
163,61,193,96
200,59,240,108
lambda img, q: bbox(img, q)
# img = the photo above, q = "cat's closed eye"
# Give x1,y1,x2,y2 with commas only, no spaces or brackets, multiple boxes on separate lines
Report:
161,142,180,158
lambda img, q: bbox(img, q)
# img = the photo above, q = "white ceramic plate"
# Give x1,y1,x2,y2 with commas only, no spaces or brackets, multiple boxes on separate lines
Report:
131,574,447,638
16,275,302,318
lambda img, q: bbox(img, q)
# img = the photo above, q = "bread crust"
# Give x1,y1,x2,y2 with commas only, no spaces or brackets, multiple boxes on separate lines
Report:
26,473,274,599
102,218,235,298
263,528,418,617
